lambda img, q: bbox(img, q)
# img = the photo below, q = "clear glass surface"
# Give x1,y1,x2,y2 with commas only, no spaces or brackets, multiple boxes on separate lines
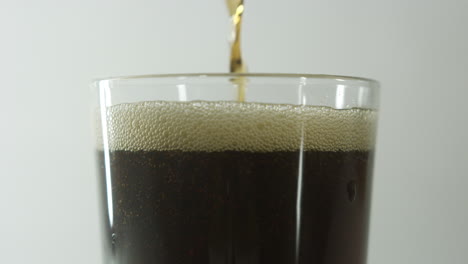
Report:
93,73,379,109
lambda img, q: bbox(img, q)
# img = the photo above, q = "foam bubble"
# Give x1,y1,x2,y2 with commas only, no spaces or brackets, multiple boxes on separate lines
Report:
102,101,377,152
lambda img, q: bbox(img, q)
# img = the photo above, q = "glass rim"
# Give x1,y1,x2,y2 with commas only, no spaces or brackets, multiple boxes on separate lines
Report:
93,72,379,88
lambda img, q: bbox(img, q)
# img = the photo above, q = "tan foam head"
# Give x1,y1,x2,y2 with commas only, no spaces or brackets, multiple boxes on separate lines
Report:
102,101,377,152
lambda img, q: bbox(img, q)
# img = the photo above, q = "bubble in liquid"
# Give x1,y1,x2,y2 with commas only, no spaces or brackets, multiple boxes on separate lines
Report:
111,233,117,245
347,180,357,202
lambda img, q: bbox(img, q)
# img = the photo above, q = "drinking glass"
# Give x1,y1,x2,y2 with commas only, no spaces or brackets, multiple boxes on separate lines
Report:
93,73,379,264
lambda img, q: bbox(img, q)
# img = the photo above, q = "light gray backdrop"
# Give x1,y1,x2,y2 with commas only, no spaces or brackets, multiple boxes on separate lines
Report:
1,0,467,263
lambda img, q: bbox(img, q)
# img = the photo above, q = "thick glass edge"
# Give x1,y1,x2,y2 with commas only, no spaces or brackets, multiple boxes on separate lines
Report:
91,73,380,90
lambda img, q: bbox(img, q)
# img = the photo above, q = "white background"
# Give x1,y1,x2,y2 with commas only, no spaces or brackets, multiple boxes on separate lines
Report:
1,0,467,263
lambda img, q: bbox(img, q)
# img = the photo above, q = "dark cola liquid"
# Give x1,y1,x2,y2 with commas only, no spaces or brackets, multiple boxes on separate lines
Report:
98,149,373,264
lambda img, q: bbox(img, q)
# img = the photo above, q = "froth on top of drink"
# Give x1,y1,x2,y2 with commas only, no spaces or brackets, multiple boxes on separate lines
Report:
101,101,377,152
